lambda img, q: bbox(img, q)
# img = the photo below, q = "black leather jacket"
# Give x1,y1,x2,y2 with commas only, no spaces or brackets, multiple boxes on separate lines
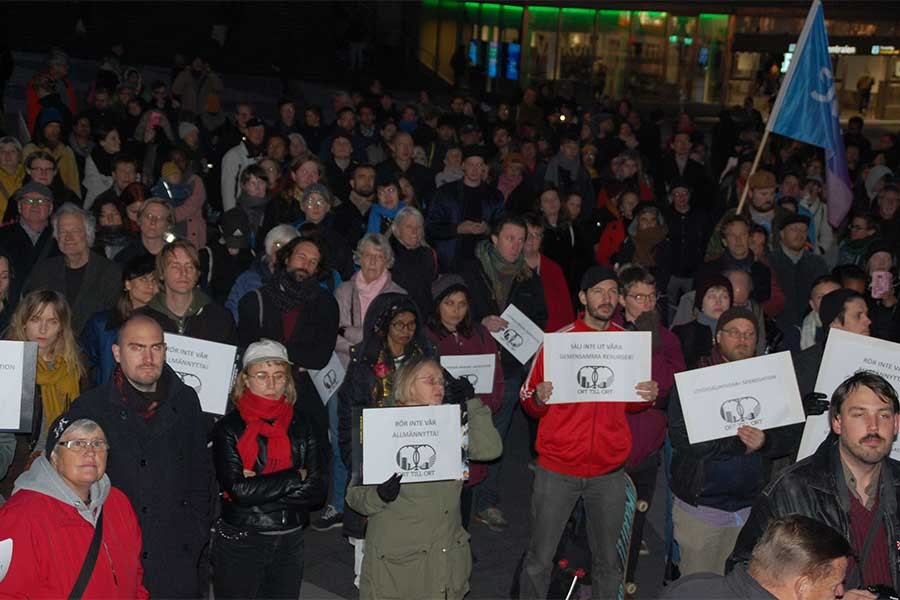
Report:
727,437,900,591
212,404,328,532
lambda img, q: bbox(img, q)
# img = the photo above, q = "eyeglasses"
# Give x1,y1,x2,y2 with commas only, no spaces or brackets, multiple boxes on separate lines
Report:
22,196,49,205
720,328,756,341
250,372,288,384
302,199,327,208
390,320,417,332
416,376,445,387
627,293,658,304
58,439,110,453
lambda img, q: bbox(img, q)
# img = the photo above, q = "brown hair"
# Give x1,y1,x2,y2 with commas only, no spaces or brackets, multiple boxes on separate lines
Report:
8,290,84,379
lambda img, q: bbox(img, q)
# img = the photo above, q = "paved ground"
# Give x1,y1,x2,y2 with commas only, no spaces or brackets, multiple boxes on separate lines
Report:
301,407,669,600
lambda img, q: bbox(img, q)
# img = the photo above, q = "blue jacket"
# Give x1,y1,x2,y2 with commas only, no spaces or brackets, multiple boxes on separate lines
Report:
226,259,272,323
79,310,119,386
426,180,503,271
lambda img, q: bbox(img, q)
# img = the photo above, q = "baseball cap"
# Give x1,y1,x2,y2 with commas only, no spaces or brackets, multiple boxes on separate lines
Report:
243,339,293,368
580,266,618,292
220,208,251,250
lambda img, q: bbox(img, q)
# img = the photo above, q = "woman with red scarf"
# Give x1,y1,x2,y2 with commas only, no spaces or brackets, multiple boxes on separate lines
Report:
211,339,326,599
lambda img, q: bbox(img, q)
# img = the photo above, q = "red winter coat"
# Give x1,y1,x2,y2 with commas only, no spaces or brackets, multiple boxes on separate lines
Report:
26,71,78,134
426,322,504,486
521,319,651,478
0,487,148,599
595,218,627,267
539,255,575,333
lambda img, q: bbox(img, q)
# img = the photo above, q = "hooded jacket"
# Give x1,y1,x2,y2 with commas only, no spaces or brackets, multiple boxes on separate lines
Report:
0,456,148,598
139,288,238,345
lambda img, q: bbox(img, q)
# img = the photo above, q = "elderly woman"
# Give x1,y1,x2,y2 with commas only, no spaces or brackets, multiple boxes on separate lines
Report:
389,206,436,318
673,275,734,369
114,198,174,263
211,339,326,599
0,414,147,597
334,233,406,367
346,356,501,600
295,182,353,279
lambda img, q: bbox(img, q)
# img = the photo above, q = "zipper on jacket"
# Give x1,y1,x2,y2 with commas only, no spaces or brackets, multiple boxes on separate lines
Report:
103,541,118,586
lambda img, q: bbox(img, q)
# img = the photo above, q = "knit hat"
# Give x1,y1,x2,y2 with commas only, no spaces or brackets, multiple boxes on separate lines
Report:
36,107,63,129
461,145,486,161
819,288,863,329
161,161,182,181
748,169,776,189
431,274,468,303
302,183,333,206
780,213,811,229
580,266,618,292
220,208,251,250
122,253,156,283
694,275,734,311
45,413,77,459
715,307,759,337
178,122,199,140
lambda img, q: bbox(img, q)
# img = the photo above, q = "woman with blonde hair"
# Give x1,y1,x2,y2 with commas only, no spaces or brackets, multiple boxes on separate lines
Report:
2,290,84,496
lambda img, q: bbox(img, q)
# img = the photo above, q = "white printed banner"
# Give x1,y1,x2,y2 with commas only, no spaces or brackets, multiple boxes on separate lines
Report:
164,333,238,415
490,304,543,365
440,354,496,394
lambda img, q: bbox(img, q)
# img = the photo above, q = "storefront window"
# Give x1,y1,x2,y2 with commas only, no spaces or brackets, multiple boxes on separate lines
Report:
628,11,668,99
697,13,728,103
527,6,559,81
558,8,595,83
594,10,631,98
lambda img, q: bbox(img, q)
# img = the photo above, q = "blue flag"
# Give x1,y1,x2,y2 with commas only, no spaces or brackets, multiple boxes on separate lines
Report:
767,0,853,227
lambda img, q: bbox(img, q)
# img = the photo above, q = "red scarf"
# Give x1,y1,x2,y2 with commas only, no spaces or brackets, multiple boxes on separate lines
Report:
236,389,294,474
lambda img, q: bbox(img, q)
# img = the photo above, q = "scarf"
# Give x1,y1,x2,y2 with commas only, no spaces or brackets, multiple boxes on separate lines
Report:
114,366,165,419
95,225,132,249
497,172,522,201
238,192,270,232
697,312,719,339
90,145,115,176
367,202,405,235
36,357,80,433
265,268,322,313
354,270,390,320
631,226,667,267
475,239,527,310
236,388,293,475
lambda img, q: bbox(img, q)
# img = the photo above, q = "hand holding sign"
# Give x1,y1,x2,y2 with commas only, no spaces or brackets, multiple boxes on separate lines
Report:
481,315,508,332
737,426,766,453
534,382,554,406
635,380,658,403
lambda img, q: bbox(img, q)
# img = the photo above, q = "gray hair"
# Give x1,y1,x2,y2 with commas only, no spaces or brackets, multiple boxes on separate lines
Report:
264,224,299,257
354,232,394,268
52,202,96,247
51,418,104,458
0,136,23,154
390,207,426,248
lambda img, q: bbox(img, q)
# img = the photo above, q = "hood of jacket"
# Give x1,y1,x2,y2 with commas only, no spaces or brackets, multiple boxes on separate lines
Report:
352,292,434,366
13,455,111,526
146,288,212,323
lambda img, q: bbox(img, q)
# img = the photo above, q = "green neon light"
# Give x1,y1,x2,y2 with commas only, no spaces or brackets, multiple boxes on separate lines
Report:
669,35,679,43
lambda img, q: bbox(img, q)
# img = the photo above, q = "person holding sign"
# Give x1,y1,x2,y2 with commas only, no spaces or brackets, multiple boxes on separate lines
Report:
458,212,547,533
518,266,658,600
346,357,501,600
729,372,900,596
210,339,326,599
668,307,794,577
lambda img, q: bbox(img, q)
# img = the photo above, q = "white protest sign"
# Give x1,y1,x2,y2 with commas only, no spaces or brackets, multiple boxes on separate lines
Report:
440,354,496,394
362,404,463,484
542,332,651,403
0,538,10,582
797,329,900,461
310,352,346,404
491,304,543,365
674,351,805,444
164,333,238,415
0,341,38,433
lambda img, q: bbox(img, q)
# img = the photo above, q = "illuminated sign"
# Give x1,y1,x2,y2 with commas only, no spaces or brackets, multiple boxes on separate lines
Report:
872,45,900,56
788,43,856,55
488,41,499,78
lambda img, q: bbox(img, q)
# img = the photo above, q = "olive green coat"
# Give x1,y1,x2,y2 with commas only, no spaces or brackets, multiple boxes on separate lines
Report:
346,398,502,600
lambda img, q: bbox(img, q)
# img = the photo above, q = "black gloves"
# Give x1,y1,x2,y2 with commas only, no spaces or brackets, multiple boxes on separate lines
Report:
803,392,829,416
443,368,475,406
377,473,403,503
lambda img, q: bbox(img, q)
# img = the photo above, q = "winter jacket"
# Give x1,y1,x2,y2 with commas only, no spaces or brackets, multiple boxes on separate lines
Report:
426,324,504,486
665,205,712,278
171,174,208,249
661,563,776,600
26,71,77,134
537,255,575,333
595,217,628,267
198,241,255,305
212,403,327,531
0,457,148,599
22,141,81,198
769,247,829,331
673,319,716,370
171,67,224,118
520,319,649,478
139,289,238,345
799,196,835,256
0,222,57,303
334,276,406,367
66,366,212,599
79,309,120,386
220,141,259,212
426,180,503,270
22,251,123,335
346,398,501,600
727,437,900,591
225,258,271,323
695,251,773,305
83,154,113,208
389,237,438,320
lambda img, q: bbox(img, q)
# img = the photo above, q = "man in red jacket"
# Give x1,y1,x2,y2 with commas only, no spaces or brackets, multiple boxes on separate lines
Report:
519,265,659,599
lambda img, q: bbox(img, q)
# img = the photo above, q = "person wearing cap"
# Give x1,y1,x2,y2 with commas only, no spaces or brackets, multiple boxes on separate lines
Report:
376,130,435,203
0,414,148,598
669,306,793,576
67,313,212,598
295,182,354,280
798,174,835,257
729,371,900,594
23,106,81,197
427,144,503,270
519,265,657,598
0,136,25,218
195,206,253,306
769,212,829,348
0,182,56,300
210,338,326,598
221,116,265,212
657,131,711,210
665,177,713,318
21,202,122,335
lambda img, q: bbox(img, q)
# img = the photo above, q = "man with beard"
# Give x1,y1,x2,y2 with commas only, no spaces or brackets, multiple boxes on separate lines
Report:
221,116,265,212
333,163,376,247
729,371,900,594
23,108,80,197
237,235,339,436
519,266,658,599
67,315,212,598
668,307,793,576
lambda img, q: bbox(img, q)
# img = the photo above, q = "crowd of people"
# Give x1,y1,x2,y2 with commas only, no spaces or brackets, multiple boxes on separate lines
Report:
0,43,898,599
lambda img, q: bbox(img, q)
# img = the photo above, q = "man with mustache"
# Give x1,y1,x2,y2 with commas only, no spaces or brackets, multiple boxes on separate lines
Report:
729,371,900,596
668,306,794,577
237,234,338,438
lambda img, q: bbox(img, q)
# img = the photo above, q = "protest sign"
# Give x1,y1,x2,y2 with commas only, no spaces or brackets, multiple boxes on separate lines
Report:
490,304,543,365
310,352,345,404
0,341,38,433
797,330,900,461
440,354,496,394
164,333,238,415
674,351,804,444
542,332,651,403
361,404,464,484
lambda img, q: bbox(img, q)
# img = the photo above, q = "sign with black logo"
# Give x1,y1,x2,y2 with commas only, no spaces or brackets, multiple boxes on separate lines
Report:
164,333,238,415
440,354,496,394
490,304,543,365
310,352,346,405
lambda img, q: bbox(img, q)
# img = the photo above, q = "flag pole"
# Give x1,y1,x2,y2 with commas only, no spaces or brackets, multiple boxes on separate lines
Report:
735,0,820,216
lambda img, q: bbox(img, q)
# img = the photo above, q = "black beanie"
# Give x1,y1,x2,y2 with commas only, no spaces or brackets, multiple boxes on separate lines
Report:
819,288,863,330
